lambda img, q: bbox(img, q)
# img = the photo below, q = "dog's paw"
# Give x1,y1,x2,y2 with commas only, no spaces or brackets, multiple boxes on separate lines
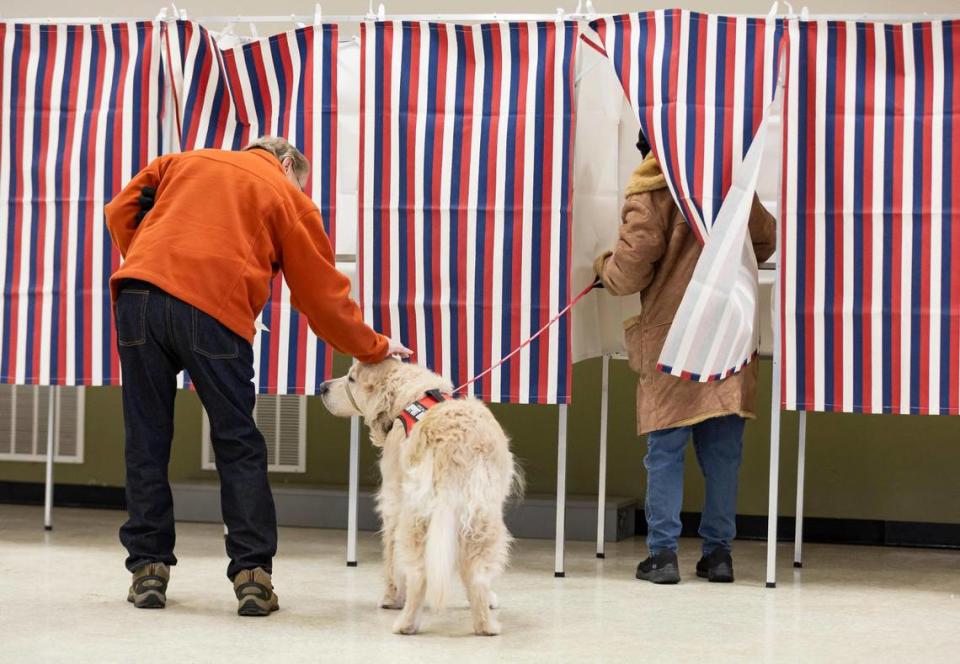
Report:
380,594,405,610
393,616,421,635
474,618,502,637
488,592,500,610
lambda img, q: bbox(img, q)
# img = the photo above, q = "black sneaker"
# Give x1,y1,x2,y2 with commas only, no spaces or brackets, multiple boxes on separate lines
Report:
635,551,681,584
696,549,734,583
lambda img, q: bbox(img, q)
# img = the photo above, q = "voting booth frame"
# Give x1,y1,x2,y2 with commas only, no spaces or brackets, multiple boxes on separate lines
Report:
14,9,960,589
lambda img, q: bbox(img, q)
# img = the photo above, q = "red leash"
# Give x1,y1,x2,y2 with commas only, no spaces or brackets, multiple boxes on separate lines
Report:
452,278,602,395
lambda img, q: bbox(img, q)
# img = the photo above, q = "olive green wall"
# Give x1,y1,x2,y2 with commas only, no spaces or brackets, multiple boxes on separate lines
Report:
3,355,960,524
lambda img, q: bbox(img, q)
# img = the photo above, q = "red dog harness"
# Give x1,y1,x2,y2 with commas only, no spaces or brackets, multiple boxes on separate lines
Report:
398,389,453,436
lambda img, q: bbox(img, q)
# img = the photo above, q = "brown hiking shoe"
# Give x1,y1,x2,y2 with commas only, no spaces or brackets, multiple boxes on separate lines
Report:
233,567,279,617
127,563,170,609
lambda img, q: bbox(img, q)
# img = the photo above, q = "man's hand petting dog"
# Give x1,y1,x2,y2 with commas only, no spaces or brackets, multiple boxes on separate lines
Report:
386,337,413,359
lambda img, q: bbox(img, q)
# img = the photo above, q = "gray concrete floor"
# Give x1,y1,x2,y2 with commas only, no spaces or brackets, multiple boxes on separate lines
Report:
1,504,959,663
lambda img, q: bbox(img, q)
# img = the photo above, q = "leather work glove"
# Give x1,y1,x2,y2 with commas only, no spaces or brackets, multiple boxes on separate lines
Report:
135,185,157,224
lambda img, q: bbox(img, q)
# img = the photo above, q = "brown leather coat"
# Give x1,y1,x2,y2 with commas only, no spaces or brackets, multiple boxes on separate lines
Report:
595,155,776,435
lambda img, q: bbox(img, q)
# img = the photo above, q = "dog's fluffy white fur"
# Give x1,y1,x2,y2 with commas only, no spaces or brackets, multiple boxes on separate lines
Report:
320,359,519,636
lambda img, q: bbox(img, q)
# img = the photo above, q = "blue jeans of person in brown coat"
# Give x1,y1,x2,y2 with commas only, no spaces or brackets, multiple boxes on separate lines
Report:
644,415,745,555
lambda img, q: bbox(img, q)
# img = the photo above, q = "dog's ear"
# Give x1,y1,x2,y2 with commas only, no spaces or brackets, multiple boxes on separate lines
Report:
358,360,405,443
368,392,394,442
371,411,395,439
363,369,400,428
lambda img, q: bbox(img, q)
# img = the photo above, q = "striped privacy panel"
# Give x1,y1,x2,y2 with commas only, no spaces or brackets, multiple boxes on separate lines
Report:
590,10,783,241
0,22,165,387
163,21,339,394
781,19,960,414
359,21,578,403
590,11,784,382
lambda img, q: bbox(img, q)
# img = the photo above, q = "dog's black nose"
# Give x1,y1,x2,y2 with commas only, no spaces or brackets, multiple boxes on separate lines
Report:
318,382,330,396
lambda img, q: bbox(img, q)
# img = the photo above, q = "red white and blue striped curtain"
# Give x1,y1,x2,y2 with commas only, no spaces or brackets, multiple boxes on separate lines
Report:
590,11,784,382
0,21,165,387
781,20,960,414
163,21,339,395
590,11,784,239
358,21,578,404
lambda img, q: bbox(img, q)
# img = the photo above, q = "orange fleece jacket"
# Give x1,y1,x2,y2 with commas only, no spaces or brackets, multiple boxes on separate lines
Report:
104,148,388,363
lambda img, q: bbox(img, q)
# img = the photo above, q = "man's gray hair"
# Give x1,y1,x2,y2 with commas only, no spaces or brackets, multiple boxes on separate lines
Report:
244,136,310,180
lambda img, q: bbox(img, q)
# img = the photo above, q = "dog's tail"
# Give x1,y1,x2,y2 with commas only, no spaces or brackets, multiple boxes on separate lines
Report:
424,498,458,611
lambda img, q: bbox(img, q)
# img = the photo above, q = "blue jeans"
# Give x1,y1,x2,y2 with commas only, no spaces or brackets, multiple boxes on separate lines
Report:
644,415,745,556
115,280,277,580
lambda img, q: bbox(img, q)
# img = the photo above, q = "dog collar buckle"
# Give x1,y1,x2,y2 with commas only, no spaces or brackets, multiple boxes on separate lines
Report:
398,390,452,436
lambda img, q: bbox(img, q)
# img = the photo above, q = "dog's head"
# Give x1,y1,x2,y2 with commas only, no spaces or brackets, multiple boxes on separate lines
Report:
319,359,451,444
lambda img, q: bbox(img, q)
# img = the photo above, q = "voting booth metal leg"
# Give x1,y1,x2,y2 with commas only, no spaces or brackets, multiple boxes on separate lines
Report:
596,355,610,559
347,415,360,567
555,405,568,578
794,412,808,568
766,365,783,587
766,264,784,588
43,386,58,531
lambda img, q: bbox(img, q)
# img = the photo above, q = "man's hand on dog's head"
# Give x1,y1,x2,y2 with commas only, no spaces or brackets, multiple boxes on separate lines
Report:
386,337,413,360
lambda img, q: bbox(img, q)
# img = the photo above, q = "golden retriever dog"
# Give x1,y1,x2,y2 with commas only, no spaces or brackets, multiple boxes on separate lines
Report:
319,359,519,636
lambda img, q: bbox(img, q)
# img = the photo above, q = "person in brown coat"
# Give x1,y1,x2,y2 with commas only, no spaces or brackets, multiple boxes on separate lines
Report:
594,138,776,584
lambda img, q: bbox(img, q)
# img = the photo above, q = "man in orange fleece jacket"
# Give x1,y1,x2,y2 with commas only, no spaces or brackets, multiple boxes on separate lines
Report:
105,136,409,616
